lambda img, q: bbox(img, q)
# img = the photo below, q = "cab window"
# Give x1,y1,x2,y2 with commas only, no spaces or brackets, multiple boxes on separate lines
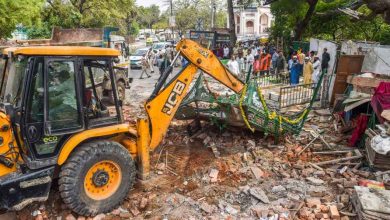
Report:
82,59,118,127
47,60,81,132
27,57,44,123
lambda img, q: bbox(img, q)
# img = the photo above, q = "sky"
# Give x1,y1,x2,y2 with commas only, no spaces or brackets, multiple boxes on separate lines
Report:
135,0,168,10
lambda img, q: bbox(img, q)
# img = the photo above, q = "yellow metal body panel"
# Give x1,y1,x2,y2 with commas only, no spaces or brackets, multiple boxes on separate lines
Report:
57,124,137,165
144,39,245,150
145,64,199,150
3,46,120,57
176,39,244,93
0,113,19,177
136,118,151,179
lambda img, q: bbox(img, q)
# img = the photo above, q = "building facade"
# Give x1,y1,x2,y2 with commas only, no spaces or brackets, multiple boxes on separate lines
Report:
228,1,273,40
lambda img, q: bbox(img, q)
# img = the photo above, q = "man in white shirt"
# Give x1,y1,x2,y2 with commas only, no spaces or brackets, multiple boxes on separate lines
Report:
223,45,230,59
246,49,255,73
312,56,321,84
227,55,240,76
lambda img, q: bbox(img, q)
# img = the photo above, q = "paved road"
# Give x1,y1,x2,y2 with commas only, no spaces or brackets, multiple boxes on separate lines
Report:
130,39,148,50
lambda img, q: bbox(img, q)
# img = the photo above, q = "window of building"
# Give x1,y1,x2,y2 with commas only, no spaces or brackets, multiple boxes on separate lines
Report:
246,21,254,34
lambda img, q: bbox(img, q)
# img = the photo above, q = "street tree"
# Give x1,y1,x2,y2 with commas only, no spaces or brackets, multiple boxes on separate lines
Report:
137,5,161,29
172,0,227,32
270,0,390,41
0,0,44,38
227,0,236,46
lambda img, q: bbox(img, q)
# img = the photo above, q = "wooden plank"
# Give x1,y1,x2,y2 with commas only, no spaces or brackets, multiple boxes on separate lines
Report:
344,98,371,112
381,110,390,122
347,75,390,88
331,55,365,105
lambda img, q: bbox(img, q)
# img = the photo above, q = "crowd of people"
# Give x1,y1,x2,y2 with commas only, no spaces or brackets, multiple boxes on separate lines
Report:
137,41,331,88
221,42,331,86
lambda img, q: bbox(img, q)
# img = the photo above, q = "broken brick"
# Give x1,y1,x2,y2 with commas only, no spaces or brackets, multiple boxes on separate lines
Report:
329,205,340,220
139,197,148,209
156,163,165,171
305,197,321,208
320,205,330,213
343,180,358,188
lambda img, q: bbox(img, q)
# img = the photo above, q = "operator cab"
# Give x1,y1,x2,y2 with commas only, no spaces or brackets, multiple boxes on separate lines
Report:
0,47,123,169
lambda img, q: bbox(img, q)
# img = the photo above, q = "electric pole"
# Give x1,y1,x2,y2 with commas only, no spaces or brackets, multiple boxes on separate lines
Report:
170,0,174,40
211,0,216,29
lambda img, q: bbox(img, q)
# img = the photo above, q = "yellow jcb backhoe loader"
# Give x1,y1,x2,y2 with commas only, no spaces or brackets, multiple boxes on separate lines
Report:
0,39,244,216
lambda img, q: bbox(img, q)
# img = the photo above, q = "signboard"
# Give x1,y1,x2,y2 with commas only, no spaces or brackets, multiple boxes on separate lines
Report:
169,16,176,27
195,18,204,31
189,31,215,48
215,33,230,46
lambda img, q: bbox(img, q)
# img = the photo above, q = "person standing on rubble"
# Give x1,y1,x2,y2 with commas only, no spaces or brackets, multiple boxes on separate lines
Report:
246,48,255,74
271,50,279,74
303,57,314,84
290,56,300,85
321,48,330,73
227,55,240,76
276,51,286,75
223,45,230,59
236,52,245,77
259,50,271,76
312,56,321,85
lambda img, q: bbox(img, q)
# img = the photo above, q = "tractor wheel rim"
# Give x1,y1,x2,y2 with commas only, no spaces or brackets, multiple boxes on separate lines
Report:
84,160,122,200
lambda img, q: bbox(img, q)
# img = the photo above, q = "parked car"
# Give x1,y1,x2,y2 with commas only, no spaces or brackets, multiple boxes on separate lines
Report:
146,37,153,46
151,42,171,54
138,34,145,40
151,35,159,43
130,47,150,69
159,35,166,41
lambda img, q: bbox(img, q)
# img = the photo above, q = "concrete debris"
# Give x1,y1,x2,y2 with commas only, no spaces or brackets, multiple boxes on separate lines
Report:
199,202,214,213
271,185,286,194
13,72,389,220
250,166,265,180
249,187,270,204
306,177,325,185
225,205,238,215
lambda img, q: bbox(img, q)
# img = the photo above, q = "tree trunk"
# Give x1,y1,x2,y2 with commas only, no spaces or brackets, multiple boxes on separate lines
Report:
227,0,237,49
294,0,318,41
364,0,390,24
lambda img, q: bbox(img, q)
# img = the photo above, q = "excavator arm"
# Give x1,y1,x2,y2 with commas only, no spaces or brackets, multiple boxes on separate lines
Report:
144,39,245,150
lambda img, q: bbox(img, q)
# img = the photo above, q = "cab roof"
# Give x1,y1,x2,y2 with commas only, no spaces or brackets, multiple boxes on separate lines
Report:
2,46,120,57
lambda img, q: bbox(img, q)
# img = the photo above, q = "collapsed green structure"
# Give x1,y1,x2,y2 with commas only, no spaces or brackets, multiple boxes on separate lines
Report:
176,69,326,138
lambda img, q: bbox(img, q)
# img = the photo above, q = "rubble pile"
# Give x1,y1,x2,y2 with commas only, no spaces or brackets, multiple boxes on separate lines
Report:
9,74,390,220
12,107,390,220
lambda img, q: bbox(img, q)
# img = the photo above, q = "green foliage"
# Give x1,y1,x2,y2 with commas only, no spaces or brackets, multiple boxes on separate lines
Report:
0,0,44,38
128,21,140,36
136,5,161,29
24,0,139,39
173,0,227,32
270,0,390,44
26,24,51,39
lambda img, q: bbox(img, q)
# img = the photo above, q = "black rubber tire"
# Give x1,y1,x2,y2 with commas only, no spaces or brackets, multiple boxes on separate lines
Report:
58,141,136,216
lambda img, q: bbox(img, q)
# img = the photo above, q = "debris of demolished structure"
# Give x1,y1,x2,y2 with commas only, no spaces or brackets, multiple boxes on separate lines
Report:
3,39,390,220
